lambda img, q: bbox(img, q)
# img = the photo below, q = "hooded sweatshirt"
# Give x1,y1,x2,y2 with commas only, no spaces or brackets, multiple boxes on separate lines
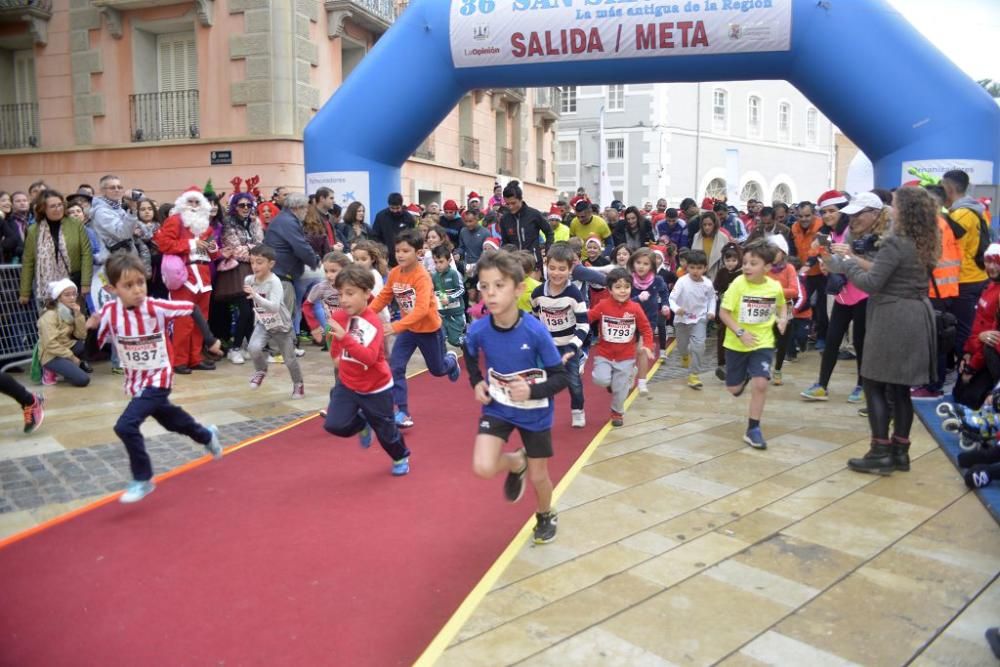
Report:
950,196,988,284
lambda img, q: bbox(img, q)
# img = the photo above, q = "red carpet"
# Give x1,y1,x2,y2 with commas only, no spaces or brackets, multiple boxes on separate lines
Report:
0,363,612,666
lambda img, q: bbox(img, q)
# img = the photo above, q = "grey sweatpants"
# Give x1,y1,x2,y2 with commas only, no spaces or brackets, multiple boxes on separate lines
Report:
592,356,635,414
674,319,707,374
248,325,303,384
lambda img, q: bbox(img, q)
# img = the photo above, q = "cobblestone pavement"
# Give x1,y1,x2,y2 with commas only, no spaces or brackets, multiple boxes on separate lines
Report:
0,412,309,513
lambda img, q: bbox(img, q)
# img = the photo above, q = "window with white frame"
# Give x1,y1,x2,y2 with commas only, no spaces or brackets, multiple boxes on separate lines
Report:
747,96,761,137
558,140,577,163
560,86,577,114
607,84,624,111
807,108,818,145
155,32,199,139
713,88,727,131
607,138,624,160
778,102,791,142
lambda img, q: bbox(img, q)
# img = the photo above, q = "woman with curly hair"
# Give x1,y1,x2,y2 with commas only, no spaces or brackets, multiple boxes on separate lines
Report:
826,186,940,476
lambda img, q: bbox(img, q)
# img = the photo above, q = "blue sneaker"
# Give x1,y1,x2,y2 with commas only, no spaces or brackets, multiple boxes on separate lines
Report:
120,480,155,503
743,427,767,450
359,422,372,449
847,386,865,404
394,411,414,428
205,424,223,460
446,351,461,382
391,457,410,476
814,339,826,351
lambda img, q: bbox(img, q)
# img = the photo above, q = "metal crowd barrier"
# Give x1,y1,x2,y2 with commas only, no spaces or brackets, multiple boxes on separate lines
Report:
0,264,41,372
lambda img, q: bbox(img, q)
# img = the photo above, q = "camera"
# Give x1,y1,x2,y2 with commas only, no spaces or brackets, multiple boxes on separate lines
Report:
816,233,832,249
126,189,144,201
851,233,878,257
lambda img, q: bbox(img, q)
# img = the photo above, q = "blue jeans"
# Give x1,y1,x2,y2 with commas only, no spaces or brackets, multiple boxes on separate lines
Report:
389,329,456,413
559,345,584,410
43,341,90,387
292,275,320,336
113,387,210,481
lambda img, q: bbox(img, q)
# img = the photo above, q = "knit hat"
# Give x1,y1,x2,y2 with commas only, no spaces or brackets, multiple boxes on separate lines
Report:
985,243,1000,262
443,199,459,213
584,234,603,249
766,234,789,256
483,237,501,251
548,204,562,220
48,278,77,302
817,190,848,209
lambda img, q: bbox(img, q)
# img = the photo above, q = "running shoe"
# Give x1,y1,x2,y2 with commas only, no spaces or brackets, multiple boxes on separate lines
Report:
687,373,703,389
814,339,826,351
637,378,649,395
391,457,410,476
847,386,865,404
111,365,124,375
610,411,624,427
446,350,461,382
23,393,44,434
715,366,726,382
772,369,783,386
743,427,767,450
359,422,372,449
249,371,266,389
119,480,155,504
228,348,246,365
571,409,586,428
858,407,869,418
800,383,829,401
503,448,527,502
291,382,305,400
911,387,943,400
41,368,57,386
533,511,558,544
394,411,414,429
205,424,223,460
294,348,306,358
267,354,284,364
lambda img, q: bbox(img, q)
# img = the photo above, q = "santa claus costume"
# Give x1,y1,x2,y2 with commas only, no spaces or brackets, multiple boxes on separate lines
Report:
153,188,220,372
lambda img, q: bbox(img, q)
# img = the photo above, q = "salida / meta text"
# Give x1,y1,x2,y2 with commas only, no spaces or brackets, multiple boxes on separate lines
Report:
511,21,709,58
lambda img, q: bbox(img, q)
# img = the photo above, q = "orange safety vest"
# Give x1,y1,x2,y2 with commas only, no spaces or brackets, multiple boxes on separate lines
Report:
930,215,960,299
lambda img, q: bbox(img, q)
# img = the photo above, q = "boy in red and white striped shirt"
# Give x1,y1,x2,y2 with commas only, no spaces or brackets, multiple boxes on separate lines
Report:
88,253,224,503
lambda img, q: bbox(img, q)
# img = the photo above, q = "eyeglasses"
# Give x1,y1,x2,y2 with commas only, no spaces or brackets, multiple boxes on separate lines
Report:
104,184,124,191
236,203,251,209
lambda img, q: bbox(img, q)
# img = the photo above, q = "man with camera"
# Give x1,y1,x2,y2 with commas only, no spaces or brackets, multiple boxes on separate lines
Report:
90,174,142,264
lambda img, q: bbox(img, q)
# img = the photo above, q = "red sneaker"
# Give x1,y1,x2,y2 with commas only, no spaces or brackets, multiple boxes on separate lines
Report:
910,387,943,400
610,411,624,427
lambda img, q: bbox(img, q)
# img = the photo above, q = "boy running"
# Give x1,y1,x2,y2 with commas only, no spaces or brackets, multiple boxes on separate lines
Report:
323,264,411,476
668,249,716,389
431,245,467,347
88,252,223,503
531,242,590,427
718,240,787,449
464,251,569,544
370,228,461,428
589,267,655,427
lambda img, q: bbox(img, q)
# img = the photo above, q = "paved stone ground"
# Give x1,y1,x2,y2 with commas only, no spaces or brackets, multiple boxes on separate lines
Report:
0,412,308,513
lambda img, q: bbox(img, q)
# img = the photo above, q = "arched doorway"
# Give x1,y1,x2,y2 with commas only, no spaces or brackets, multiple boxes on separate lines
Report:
772,184,793,205
704,178,727,202
304,0,999,210
741,181,764,205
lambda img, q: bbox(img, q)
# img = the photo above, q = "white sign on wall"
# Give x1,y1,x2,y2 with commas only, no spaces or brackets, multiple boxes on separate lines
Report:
305,171,371,210
901,159,995,186
450,0,792,69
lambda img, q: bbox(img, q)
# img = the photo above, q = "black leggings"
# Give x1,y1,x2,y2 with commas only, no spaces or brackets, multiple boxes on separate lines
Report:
863,378,913,440
774,322,793,371
1,371,34,408
818,300,867,388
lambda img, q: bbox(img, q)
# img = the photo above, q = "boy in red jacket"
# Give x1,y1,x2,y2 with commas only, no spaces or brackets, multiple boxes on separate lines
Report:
589,267,655,426
954,244,1000,409
323,264,410,476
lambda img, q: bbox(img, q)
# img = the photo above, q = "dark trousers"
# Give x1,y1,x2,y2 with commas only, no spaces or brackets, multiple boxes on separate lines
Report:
863,379,913,440
232,296,255,348
774,323,793,371
927,296,958,391
1,371,34,407
952,346,1000,409
817,300,867,388
955,281,988,363
324,382,409,462
559,345,584,410
806,274,829,340
389,329,456,413
114,387,210,481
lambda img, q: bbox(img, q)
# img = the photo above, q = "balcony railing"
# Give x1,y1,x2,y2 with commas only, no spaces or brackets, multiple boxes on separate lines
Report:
0,103,39,149
536,158,546,184
497,147,513,175
129,90,199,142
325,0,396,36
533,87,561,125
460,135,479,170
413,134,434,160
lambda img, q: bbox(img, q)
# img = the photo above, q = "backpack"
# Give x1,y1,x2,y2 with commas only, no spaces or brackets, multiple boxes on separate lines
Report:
945,209,991,270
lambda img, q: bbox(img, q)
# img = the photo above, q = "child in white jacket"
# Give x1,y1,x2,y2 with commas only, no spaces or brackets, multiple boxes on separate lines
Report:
668,250,716,389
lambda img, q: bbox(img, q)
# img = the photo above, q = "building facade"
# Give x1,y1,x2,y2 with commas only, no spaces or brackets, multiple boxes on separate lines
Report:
556,81,835,208
0,0,558,208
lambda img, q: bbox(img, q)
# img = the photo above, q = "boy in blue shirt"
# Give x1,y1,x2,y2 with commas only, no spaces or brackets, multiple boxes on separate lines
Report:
464,251,569,544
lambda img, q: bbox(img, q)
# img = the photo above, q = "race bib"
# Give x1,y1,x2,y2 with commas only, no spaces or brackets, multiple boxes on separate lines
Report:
116,333,169,372
341,316,378,364
394,284,416,313
601,314,636,344
540,306,572,332
488,367,549,410
254,307,283,331
739,296,776,325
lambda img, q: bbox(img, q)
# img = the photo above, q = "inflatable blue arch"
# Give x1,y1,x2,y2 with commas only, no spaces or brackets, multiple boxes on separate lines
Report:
304,0,1000,209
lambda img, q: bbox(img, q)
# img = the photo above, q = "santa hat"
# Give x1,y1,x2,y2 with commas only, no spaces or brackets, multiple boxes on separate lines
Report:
483,237,501,251
467,191,481,204
985,243,1000,262
48,278,77,302
174,186,208,211
650,245,667,265
584,234,603,249
548,204,562,220
443,199,459,213
817,190,848,209
406,203,422,214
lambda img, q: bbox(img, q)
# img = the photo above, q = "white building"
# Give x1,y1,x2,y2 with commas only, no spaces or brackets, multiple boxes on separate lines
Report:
556,81,836,208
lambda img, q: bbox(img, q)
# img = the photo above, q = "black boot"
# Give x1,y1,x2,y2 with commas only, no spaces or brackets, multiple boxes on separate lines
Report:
891,436,911,472
848,439,895,475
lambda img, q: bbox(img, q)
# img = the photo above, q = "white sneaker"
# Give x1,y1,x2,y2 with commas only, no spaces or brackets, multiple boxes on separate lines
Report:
571,409,586,428
120,480,155,504
294,348,306,358
228,349,246,365
291,382,305,399
638,378,649,395
659,349,669,360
